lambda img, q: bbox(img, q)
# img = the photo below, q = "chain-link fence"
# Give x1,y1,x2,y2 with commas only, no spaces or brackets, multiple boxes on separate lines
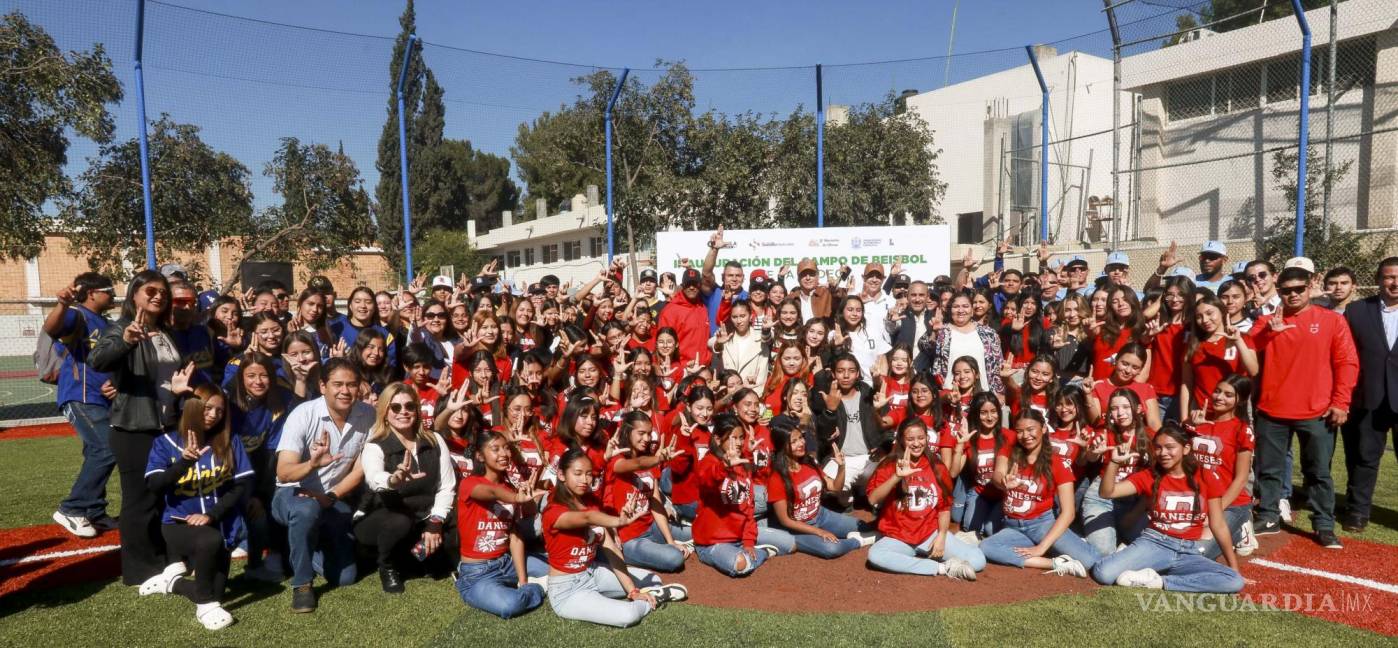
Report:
5,0,1398,425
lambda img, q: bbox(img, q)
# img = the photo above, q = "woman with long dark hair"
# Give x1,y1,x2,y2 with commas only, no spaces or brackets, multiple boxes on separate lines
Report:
226,351,298,582
768,416,870,559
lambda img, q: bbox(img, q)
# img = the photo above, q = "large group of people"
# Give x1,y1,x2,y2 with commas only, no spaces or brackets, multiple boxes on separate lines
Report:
40,226,1398,630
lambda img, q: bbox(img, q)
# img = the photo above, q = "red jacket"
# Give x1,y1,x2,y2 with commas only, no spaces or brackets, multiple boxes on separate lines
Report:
1251,306,1359,419
657,291,712,366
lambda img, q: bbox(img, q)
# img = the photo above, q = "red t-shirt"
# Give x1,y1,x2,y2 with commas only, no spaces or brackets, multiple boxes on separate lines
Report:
604,456,658,542
542,501,602,573
1146,322,1186,397
1125,467,1226,541
1047,425,1083,472
744,423,774,483
1102,426,1156,482
970,428,1015,494
691,454,757,547
882,378,911,429
457,476,517,560
1187,335,1254,411
919,413,957,450
867,456,953,545
411,382,442,429
1187,418,1254,507
1008,390,1050,422
1091,380,1158,425
1090,332,1135,381
663,412,710,506
1001,458,1075,520
767,464,824,524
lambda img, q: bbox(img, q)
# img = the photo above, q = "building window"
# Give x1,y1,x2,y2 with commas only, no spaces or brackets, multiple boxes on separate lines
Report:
523,247,535,265
1226,64,1260,112
1265,57,1299,104
506,250,521,269
1166,75,1212,121
541,244,559,264
589,236,605,257
564,240,582,261
957,212,983,246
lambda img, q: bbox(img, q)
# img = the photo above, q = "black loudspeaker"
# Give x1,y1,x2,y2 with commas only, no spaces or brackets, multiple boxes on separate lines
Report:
240,261,294,291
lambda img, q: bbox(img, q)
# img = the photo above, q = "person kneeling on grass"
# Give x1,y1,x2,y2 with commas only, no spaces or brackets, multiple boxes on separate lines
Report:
980,411,1099,578
692,414,795,577
143,391,253,630
865,418,985,580
1090,424,1245,593
544,448,688,628
455,430,548,619
767,416,873,559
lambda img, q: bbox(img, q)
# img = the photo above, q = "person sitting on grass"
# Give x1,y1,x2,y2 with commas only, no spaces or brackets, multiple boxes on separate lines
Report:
455,429,548,619
767,416,872,559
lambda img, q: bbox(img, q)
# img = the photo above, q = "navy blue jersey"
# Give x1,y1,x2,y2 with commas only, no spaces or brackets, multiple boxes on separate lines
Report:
52,306,112,407
145,432,254,548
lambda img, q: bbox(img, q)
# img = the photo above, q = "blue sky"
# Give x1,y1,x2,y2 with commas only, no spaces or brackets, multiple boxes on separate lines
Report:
17,0,1116,210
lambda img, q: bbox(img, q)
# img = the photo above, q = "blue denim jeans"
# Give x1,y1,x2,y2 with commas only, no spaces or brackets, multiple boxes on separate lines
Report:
547,565,659,628
696,541,767,577
956,476,1004,538
621,522,687,572
1254,413,1334,530
753,484,770,521
1078,476,1145,557
981,511,1100,569
271,487,357,588
1091,528,1244,593
1201,504,1252,560
456,555,545,619
59,401,116,519
868,531,987,576
779,507,863,559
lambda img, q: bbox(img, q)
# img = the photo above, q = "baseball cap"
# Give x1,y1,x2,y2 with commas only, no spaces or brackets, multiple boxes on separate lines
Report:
1065,255,1089,269
1047,258,1065,272
1232,261,1249,275
639,268,657,283
681,268,702,286
891,273,911,288
748,269,771,292
862,262,885,279
1200,240,1228,257
540,274,560,287
159,262,187,281
527,283,545,296
1167,265,1195,278
470,275,494,292
197,289,219,312
431,275,453,289
1283,256,1316,274
797,258,819,276
1104,251,1130,268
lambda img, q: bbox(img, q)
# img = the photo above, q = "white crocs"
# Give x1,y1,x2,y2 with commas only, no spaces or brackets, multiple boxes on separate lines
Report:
196,602,234,630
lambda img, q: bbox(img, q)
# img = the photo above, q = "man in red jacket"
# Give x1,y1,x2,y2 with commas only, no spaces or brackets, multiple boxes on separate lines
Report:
658,268,712,368
1250,263,1359,549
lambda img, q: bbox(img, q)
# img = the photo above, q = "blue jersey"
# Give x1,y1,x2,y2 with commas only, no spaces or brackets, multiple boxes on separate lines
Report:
52,306,112,407
229,390,299,453
169,324,215,386
145,432,254,548
329,315,398,368
705,287,748,334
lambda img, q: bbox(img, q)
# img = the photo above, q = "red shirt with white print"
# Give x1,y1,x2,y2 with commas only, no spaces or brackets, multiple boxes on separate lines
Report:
1126,467,1226,541
881,377,911,428
1091,380,1158,427
604,456,659,542
1187,335,1255,412
767,463,824,525
744,423,774,483
457,476,517,560
1186,417,1254,507
1102,426,1156,483
1001,458,1075,520
1145,321,1186,397
542,500,602,573
692,454,757,548
867,455,953,545
663,412,710,507
971,428,1015,495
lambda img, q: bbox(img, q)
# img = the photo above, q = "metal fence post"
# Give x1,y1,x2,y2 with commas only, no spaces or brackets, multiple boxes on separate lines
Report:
1104,0,1122,249
816,63,825,228
395,34,418,284
1290,0,1312,256
133,0,157,269
604,68,629,264
1322,0,1337,242
1026,45,1049,244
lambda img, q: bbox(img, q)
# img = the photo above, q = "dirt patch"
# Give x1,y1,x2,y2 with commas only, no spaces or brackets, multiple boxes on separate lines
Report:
0,422,74,440
0,525,120,598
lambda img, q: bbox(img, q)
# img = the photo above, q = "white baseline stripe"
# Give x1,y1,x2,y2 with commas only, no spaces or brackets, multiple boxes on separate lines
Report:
0,544,120,568
1250,558,1398,595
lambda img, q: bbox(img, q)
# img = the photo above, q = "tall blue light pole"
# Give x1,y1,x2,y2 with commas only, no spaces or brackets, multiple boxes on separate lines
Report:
396,34,418,284
1290,0,1312,256
133,0,156,269
1026,45,1049,244
605,68,629,263
816,64,825,228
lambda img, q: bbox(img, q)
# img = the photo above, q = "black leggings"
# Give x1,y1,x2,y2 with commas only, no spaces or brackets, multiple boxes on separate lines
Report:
110,427,166,585
353,509,460,569
162,524,230,604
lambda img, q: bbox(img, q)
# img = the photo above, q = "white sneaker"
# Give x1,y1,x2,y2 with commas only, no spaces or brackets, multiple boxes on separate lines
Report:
953,530,980,546
1115,568,1165,589
52,511,97,539
1046,555,1088,578
845,531,877,548
526,574,549,589
138,562,188,596
1279,499,1293,524
1235,520,1259,557
674,538,696,552
942,558,978,581
195,602,234,630
641,582,689,603
230,547,248,559
755,544,780,559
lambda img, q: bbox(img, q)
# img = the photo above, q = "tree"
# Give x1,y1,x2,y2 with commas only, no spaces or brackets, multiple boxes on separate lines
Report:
375,0,448,274
1258,145,1393,274
412,228,481,285
1,11,121,260
226,137,375,289
415,139,520,233
1203,0,1330,34
62,115,253,280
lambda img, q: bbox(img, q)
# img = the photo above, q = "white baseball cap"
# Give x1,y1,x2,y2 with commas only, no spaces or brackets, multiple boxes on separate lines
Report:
1200,240,1228,257
431,275,453,289
1283,256,1316,273
1104,251,1130,268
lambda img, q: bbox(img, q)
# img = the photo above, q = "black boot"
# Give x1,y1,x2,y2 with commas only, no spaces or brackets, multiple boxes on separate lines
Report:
379,566,405,594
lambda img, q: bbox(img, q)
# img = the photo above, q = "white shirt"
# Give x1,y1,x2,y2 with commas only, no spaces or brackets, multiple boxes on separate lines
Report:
362,431,456,520
844,325,891,386
861,292,891,330
1257,294,1281,316
275,397,376,493
945,327,991,392
1382,301,1398,350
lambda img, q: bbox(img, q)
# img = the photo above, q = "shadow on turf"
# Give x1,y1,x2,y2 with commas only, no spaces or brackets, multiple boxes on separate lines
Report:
0,565,114,619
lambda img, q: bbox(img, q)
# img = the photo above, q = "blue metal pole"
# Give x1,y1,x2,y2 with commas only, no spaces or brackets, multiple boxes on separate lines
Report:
816,64,825,228
1290,0,1312,257
1026,45,1049,244
133,0,156,269
604,68,629,264
396,34,417,284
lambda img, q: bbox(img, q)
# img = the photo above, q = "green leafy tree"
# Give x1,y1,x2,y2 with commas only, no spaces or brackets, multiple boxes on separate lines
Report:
412,228,481,285
1203,0,1330,34
416,139,520,233
1,11,121,260
62,115,253,280
1259,145,1392,274
228,137,375,289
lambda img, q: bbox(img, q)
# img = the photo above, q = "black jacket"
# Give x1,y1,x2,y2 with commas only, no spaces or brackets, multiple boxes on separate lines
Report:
89,318,186,432
813,373,892,461
1345,297,1398,412
889,308,938,374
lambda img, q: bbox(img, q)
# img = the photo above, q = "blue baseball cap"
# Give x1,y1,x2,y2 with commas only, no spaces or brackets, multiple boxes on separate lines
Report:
1047,258,1065,271
197,289,219,312
1167,265,1195,278
1200,240,1227,257
1104,251,1130,268
1065,255,1089,269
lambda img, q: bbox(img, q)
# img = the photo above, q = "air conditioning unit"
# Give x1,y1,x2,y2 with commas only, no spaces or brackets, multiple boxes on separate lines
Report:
1181,28,1216,43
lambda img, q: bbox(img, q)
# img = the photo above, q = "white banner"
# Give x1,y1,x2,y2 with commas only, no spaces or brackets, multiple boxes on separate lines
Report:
654,224,952,284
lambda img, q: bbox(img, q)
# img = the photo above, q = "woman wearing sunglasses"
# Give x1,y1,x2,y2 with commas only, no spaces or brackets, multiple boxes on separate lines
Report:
91,270,192,591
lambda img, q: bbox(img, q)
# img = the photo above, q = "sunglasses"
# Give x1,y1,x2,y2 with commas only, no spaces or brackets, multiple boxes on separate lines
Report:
423,311,447,320
1278,285,1308,296
95,287,116,295
388,402,418,414
1246,271,1269,283
142,285,168,298
275,293,290,301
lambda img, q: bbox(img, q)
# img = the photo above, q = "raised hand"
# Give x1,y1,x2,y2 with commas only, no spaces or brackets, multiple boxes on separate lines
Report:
1267,314,1295,333
604,427,627,460
435,364,453,396
218,326,245,349
180,428,210,461
329,337,347,359
1036,240,1051,264
962,247,980,271
709,225,727,250
996,236,1011,257
685,353,702,376
171,361,196,396
831,442,846,467
388,451,426,488
1111,431,1139,466
895,446,920,478
873,390,891,410
656,435,684,462
309,428,341,467
122,309,153,344
999,354,1017,379
1003,464,1024,491
1157,240,1179,272
1050,327,1067,349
